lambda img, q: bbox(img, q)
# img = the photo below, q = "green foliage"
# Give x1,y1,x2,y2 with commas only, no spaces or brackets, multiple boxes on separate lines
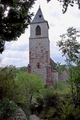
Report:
32,87,60,119
47,0,80,13
0,0,36,53
33,94,44,114
0,65,17,100
57,27,80,64
2,65,80,120
0,98,18,120
58,87,72,103
38,86,74,120
47,107,57,120
19,66,27,72
0,65,44,104
54,80,66,90
15,71,44,103
56,62,66,74
39,110,47,119
32,83,80,120
60,101,74,120
59,100,80,120
0,65,45,119
42,88,60,109
57,27,80,110
0,65,26,103
67,66,80,108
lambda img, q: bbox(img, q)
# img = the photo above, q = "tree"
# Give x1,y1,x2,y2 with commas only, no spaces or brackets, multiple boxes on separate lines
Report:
0,0,35,53
19,66,27,72
71,66,80,108
56,62,66,74
57,27,80,112
0,98,18,120
15,71,44,103
57,27,80,65
47,0,80,13
0,65,26,103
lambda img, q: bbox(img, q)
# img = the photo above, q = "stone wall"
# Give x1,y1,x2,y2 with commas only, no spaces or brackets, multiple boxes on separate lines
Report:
58,70,68,82
51,70,58,83
29,37,50,84
30,22,49,38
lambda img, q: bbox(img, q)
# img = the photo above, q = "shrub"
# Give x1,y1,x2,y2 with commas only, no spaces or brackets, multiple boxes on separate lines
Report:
54,80,66,90
59,100,75,120
34,94,44,114
15,71,44,103
0,66,16,100
57,87,72,104
0,66,26,103
39,110,47,119
47,107,57,120
43,88,60,109
0,98,18,120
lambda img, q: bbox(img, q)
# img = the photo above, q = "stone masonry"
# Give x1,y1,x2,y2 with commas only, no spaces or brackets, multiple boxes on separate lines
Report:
27,7,52,86
27,7,67,86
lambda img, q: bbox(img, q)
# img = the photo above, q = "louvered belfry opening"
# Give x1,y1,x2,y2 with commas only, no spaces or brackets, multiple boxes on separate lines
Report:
36,25,41,35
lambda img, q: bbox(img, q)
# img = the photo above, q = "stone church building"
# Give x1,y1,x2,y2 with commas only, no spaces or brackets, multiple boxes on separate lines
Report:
27,7,67,86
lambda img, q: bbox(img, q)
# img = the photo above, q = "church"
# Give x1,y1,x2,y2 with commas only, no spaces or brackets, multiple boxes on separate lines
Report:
27,7,67,86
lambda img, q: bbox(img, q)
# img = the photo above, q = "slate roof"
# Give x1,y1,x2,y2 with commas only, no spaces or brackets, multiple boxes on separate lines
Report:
32,7,46,23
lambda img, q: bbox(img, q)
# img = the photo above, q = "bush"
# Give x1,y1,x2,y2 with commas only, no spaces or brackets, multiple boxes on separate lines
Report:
47,107,57,120
54,80,66,90
39,87,60,119
59,100,75,120
0,66,26,103
0,98,18,120
57,87,72,104
39,86,74,120
15,71,44,103
0,66,17,100
32,94,44,114
43,88,60,109
39,110,47,119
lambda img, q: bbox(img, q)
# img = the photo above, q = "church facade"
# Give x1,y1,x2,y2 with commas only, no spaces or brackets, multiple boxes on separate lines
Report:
27,7,59,86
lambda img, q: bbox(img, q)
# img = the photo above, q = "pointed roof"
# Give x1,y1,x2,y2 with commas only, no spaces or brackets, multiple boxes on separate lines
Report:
32,7,46,23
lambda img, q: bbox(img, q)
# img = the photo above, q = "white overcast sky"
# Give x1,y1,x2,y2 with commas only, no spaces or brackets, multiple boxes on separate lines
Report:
0,0,80,67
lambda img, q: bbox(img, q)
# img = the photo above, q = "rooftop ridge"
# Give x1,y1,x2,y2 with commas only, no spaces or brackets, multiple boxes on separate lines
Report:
32,7,46,23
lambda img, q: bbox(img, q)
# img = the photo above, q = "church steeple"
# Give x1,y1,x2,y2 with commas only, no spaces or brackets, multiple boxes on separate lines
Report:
27,6,59,86
27,5,53,86
32,7,46,23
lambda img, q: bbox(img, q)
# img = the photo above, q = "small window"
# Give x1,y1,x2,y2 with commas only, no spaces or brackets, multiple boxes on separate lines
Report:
36,25,41,35
39,15,41,18
38,63,40,68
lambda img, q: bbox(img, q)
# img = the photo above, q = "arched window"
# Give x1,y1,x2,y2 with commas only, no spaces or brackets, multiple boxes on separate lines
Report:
36,25,41,35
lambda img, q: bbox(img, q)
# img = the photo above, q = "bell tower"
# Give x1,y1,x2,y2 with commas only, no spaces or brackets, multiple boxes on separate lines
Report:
27,7,52,85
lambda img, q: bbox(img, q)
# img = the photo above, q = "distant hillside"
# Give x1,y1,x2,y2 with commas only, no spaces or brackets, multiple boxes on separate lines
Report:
0,67,21,69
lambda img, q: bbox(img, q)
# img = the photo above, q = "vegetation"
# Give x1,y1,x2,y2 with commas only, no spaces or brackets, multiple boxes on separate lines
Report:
47,0,80,13
15,70,44,103
0,64,80,120
0,26,80,119
0,98,18,120
0,0,35,53
56,27,80,119
1,0,80,53
0,65,44,119
31,81,80,120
